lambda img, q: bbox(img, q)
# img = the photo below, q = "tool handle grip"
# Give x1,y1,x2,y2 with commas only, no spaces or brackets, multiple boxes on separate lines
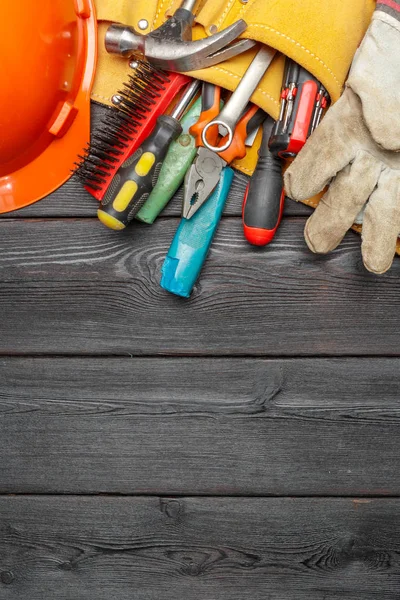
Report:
218,105,266,165
98,115,182,230
161,167,234,298
135,97,202,224
242,123,284,246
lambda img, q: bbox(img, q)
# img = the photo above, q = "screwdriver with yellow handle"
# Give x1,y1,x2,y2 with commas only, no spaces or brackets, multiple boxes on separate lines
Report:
97,79,200,231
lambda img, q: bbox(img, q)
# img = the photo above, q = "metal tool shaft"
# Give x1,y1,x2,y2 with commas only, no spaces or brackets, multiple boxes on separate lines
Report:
171,80,201,121
202,46,276,152
180,0,197,12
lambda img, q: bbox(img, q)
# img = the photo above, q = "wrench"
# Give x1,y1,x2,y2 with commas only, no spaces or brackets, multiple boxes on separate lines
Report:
201,46,276,153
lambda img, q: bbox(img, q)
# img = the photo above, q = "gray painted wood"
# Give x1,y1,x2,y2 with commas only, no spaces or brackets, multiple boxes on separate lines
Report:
0,217,397,355
1,357,400,495
0,103,311,218
0,172,312,219
1,496,400,599
0,169,311,219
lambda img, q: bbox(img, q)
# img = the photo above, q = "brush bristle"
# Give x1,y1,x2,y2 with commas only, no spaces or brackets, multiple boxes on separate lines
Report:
74,61,170,192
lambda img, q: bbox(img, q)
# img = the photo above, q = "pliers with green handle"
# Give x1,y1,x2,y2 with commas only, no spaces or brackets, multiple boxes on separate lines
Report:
135,95,203,224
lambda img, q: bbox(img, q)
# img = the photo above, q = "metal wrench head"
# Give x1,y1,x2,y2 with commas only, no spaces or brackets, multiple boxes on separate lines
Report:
183,148,225,219
106,19,256,72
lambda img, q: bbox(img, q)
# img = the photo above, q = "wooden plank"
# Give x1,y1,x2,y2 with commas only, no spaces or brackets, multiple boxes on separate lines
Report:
2,357,400,495
2,103,311,218
0,217,398,356
1,172,311,218
1,496,400,599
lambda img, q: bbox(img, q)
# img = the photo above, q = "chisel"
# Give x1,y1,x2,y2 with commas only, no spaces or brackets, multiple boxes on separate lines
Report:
97,79,200,230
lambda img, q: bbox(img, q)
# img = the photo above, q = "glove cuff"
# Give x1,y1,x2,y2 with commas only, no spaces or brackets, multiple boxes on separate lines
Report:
374,4,400,32
376,0,400,24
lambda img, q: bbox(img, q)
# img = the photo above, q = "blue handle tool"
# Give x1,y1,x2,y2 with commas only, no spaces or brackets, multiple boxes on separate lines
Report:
161,166,234,298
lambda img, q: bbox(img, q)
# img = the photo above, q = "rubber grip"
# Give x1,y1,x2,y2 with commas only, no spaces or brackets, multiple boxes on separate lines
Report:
135,97,202,224
242,118,284,246
97,115,182,230
218,106,266,165
161,167,234,298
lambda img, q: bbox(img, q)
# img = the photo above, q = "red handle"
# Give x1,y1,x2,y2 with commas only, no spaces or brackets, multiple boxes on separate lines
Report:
242,118,284,247
243,186,285,246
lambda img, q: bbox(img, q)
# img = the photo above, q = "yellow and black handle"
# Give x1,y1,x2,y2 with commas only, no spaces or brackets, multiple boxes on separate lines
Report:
97,115,183,230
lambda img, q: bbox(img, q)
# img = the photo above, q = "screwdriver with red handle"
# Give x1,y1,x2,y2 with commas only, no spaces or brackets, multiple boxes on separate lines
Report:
242,58,330,247
242,117,284,246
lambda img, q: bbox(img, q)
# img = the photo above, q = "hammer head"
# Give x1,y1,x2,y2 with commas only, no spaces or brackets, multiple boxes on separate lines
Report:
105,20,256,72
105,7,195,58
105,24,145,57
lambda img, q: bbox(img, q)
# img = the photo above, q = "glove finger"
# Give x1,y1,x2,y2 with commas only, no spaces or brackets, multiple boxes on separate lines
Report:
284,91,358,201
362,170,400,274
348,18,400,152
304,152,381,254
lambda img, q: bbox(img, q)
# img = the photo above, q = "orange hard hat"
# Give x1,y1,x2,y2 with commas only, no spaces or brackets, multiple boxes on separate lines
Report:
0,0,97,213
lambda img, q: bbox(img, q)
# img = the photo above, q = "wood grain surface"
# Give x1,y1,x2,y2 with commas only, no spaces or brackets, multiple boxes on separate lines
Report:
0,357,399,495
0,172,311,219
1,101,398,600
0,217,398,355
0,103,311,219
1,496,400,600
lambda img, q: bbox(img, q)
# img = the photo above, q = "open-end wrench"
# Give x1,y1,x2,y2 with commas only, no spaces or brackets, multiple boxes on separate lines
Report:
201,46,276,152
105,0,256,73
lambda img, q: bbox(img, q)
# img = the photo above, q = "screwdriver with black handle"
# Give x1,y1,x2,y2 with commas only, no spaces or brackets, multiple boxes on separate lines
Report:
98,79,200,231
242,117,284,246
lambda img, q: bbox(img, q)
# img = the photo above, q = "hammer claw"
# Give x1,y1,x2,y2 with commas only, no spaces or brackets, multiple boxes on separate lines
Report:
197,38,257,70
106,18,255,72
196,19,250,56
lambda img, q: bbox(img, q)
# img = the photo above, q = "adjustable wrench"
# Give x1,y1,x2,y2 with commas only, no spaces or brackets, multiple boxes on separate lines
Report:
201,45,276,152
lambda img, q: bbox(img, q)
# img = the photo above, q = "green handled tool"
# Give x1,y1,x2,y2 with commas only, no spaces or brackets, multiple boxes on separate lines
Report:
135,96,202,224
97,79,200,231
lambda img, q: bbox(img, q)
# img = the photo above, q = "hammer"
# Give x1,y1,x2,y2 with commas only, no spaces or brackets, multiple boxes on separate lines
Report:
105,0,256,72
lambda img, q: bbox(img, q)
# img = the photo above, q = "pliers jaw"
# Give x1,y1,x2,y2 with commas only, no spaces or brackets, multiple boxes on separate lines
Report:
183,147,225,219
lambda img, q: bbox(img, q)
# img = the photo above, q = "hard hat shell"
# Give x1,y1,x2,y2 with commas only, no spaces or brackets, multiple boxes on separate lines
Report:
0,0,97,212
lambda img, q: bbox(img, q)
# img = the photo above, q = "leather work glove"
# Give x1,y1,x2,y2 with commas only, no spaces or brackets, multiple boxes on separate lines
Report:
284,2,400,275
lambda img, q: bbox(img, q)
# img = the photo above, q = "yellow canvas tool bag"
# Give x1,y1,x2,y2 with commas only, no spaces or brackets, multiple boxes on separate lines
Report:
92,0,374,172
91,0,381,238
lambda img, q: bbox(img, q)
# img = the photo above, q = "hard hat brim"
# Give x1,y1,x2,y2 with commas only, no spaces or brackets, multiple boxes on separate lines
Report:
0,1,97,213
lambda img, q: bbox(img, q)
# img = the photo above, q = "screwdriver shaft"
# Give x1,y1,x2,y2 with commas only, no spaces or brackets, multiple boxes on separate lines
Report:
171,80,201,121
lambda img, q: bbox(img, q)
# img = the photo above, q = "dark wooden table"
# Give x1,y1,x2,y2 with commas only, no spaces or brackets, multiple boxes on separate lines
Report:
1,104,400,599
